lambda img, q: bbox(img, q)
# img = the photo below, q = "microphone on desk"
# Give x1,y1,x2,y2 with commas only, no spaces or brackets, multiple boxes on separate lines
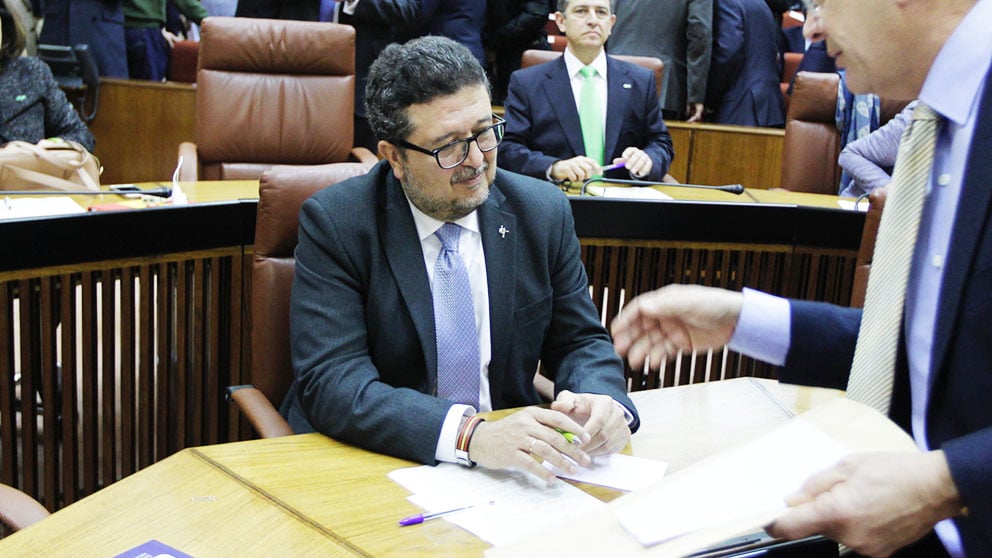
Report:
1,186,174,198
579,177,745,197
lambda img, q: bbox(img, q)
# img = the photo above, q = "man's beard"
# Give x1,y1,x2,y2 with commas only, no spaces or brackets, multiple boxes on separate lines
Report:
402,162,492,221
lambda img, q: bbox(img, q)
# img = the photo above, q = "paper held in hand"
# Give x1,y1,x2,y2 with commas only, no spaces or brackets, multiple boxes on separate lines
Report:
487,397,919,558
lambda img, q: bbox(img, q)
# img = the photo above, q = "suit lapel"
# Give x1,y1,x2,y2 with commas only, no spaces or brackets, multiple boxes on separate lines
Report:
377,172,439,385
543,58,586,156
604,57,629,161
478,179,517,405
930,72,992,385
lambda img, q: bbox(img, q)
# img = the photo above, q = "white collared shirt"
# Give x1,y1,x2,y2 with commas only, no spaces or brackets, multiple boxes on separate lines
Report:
405,199,493,464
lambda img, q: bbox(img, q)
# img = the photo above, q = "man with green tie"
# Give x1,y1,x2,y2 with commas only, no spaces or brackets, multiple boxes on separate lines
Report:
497,0,674,185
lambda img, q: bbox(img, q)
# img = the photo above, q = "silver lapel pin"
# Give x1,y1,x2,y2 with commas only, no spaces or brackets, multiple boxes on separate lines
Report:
498,225,509,239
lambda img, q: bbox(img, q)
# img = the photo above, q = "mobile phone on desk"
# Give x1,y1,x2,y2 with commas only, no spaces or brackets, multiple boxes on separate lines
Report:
109,184,142,198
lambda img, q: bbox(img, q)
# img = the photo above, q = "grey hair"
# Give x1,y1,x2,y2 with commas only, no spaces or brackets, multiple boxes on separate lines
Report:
364,36,490,143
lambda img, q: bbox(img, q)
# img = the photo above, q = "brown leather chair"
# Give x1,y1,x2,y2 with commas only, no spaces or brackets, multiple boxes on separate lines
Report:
0,483,49,532
780,51,804,112
167,40,199,84
177,17,377,182
227,162,372,437
520,49,665,101
850,187,888,308
780,71,843,195
781,72,910,195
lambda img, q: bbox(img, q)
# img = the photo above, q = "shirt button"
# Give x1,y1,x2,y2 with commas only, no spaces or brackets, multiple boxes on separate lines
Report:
938,174,951,186
932,254,944,268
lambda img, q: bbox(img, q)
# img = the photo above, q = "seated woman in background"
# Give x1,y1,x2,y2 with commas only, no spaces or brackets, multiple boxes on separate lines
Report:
837,100,918,198
0,6,95,151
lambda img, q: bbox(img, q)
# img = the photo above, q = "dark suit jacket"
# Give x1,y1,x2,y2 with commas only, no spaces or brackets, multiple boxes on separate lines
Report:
779,66,992,557
339,1,426,149
499,56,674,182
282,161,639,464
0,57,95,150
38,0,128,78
706,0,785,127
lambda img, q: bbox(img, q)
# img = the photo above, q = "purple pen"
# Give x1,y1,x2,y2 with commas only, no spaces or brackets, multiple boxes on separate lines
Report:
601,161,626,172
398,500,495,526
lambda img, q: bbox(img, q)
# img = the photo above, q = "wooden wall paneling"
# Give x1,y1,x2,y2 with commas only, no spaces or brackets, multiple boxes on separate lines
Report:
58,274,79,506
39,278,58,510
88,79,197,185
666,123,691,183
686,124,784,189
120,268,137,478
17,279,36,500
0,283,14,489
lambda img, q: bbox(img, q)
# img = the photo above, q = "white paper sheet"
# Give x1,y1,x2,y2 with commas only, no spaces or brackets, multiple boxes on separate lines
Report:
0,197,85,219
615,420,851,547
543,453,668,492
586,185,674,200
389,463,605,546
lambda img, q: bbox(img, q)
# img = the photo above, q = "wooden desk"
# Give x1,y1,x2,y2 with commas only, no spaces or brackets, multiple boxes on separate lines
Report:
0,378,843,556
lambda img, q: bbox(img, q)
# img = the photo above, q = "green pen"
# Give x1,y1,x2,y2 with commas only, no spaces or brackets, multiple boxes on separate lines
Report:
555,428,582,445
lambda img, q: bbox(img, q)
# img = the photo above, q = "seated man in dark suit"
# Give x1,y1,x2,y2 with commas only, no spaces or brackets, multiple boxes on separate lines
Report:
498,0,674,184
281,36,638,482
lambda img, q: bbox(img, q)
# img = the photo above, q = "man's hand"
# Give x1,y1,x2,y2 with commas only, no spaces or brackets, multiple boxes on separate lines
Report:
161,28,180,49
551,391,630,456
550,156,601,183
617,147,652,179
468,407,592,483
767,451,964,558
686,103,704,123
611,284,743,370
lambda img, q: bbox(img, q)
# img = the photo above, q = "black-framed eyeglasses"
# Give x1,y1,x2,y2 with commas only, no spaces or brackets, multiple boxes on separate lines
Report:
392,115,505,169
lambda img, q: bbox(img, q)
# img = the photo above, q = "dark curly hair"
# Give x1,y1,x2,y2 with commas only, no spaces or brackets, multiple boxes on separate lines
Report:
364,36,490,143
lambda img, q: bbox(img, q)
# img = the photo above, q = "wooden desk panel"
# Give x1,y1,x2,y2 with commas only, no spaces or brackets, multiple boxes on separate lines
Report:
670,122,785,189
89,79,197,185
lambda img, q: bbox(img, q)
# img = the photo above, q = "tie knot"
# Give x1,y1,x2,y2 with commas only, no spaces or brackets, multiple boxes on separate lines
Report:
435,222,462,251
912,103,940,122
580,65,597,79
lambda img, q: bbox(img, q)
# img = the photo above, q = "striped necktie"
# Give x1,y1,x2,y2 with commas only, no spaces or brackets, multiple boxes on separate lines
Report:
846,104,942,414
578,65,605,166
432,223,480,408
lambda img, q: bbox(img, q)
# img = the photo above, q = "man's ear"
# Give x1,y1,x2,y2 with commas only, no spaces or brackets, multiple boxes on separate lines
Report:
554,11,566,33
379,140,405,181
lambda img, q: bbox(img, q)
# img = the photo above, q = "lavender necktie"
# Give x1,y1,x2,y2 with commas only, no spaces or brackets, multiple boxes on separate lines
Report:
433,223,480,408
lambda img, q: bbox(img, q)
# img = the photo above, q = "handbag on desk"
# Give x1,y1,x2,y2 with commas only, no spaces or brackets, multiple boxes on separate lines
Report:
0,139,102,192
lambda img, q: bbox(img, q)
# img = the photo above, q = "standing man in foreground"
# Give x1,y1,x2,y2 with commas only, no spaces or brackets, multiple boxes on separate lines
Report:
498,0,674,184
611,0,991,555
282,36,637,482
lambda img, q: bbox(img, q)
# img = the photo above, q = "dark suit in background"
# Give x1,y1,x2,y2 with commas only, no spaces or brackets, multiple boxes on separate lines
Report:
339,0,426,150
706,0,785,127
235,0,318,20
499,56,674,182
780,64,992,557
283,161,638,464
484,0,549,105
38,0,129,77
608,0,713,121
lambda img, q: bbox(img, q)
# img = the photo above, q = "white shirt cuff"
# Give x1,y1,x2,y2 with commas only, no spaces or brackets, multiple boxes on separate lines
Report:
435,404,475,463
726,288,791,366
